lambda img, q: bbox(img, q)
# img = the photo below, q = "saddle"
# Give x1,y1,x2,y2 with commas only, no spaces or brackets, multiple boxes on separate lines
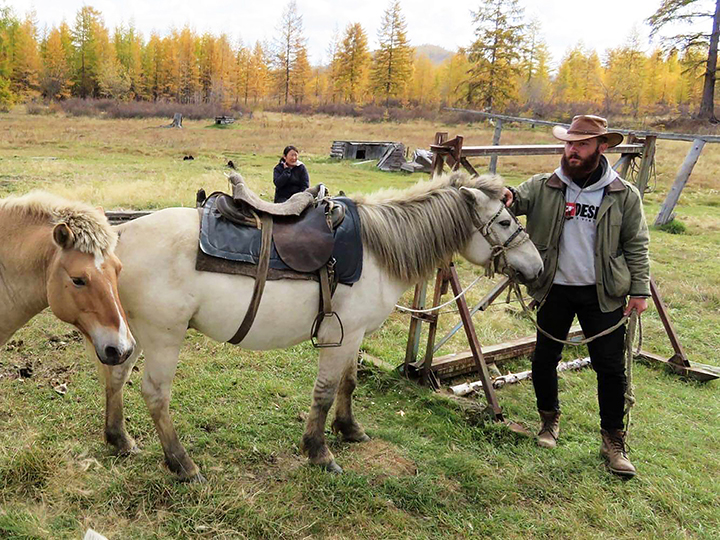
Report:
200,173,350,347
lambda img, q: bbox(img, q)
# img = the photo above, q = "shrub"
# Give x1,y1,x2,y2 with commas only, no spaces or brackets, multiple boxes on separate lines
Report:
657,218,687,234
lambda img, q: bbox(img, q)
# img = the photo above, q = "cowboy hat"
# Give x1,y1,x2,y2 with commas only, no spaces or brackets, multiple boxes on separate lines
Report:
552,115,623,148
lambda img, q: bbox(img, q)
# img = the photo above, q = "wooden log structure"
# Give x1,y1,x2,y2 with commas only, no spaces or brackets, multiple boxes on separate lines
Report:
654,138,706,226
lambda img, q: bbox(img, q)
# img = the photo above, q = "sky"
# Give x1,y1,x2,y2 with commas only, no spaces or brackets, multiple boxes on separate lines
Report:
3,0,701,68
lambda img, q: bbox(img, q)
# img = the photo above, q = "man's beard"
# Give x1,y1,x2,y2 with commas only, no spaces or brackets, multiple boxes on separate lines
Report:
561,147,602,179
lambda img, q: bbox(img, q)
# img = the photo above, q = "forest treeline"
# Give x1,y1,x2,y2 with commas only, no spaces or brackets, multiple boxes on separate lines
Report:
0,0,715,119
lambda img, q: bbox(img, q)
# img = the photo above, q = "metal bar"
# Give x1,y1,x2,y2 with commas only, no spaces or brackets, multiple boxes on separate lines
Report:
649,277,690,366
443,108,720,143
654,138,706,226
489,119,503,173
433,277,511,353
635,135,657,199
448,264,503,419
431,144,643,157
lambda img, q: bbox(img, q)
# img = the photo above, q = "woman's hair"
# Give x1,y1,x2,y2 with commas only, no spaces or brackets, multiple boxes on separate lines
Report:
283,145,298,156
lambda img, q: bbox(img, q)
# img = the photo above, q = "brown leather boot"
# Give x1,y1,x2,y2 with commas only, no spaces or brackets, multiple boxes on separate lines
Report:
537,410,560,449
600,428,636,477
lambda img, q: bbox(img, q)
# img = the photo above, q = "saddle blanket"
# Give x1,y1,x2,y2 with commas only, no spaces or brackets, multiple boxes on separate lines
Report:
197,193,363,284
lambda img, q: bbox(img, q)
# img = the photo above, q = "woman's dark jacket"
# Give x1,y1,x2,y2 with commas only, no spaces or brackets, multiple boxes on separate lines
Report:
273,159,310,202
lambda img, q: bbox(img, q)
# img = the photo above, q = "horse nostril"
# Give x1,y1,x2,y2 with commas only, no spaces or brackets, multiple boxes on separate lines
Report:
105,345,120,361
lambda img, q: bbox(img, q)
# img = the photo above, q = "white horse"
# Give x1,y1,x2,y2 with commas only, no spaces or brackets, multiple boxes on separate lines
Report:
96,172,543,480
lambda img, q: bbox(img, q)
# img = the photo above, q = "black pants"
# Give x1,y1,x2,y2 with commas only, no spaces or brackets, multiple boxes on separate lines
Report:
532,285,627,430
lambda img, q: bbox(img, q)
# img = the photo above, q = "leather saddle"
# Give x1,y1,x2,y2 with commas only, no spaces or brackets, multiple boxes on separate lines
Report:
215,174,345,273
202,173,347,347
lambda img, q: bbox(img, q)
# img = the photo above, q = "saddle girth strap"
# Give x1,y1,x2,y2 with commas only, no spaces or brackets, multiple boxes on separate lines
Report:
228,213,273,345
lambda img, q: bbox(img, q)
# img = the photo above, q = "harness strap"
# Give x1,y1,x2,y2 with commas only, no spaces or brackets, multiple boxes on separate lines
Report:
228,213,273,345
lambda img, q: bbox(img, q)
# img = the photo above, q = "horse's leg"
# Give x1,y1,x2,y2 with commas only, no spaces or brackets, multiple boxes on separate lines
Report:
301,332,363,473
331,355,370,443
88,339,141,455
140,338,204,482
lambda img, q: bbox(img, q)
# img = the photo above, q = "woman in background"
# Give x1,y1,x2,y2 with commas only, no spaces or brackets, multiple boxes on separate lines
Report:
273,145,310,203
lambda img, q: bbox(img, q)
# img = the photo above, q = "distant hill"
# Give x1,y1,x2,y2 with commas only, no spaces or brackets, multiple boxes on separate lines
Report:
414,44,454,65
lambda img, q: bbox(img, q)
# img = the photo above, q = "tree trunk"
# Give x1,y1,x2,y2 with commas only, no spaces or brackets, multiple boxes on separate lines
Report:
699,0,720,122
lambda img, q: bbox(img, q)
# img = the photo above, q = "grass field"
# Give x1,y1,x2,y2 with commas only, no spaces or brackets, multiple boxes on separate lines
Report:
1,109,719,539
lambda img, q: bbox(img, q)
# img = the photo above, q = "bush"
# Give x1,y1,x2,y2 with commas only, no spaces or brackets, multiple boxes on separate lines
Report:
25,102,51,115
657,218,687,234
56,98,249,120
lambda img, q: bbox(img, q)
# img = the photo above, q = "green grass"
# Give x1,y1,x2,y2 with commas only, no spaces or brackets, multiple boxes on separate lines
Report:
1,110,719,539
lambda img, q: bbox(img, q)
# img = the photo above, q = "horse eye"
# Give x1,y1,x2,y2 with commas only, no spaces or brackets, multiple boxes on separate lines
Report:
499,219,512,227
72,277,87,287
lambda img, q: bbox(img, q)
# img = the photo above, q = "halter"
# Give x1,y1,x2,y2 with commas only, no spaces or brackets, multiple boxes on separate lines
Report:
470,200,531,278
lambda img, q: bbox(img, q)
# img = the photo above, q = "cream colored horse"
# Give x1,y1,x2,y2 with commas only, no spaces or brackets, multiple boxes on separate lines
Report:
98,172,543,480
0,192,135,365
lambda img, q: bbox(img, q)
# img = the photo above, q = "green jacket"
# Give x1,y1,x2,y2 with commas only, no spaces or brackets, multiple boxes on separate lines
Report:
511,172,650,312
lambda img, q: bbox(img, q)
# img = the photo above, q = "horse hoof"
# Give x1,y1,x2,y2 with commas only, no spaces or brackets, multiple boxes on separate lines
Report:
116,444,140,457
355,434,371,443
324,461,343,474
181,472,207,483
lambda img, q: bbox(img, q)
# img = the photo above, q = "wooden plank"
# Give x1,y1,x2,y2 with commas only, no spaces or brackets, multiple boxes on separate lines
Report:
443,108,720,143
489,119,503,174
426,326,584,379
430,132,448,178
106,210,152,224
431,144,643,157
654,138,706,226
403,281,427,369
637,350,720,382
635,135,656,199
448,264,503,418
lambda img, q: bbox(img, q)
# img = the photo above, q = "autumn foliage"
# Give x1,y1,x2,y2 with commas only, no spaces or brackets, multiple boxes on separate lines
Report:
0,1,713,119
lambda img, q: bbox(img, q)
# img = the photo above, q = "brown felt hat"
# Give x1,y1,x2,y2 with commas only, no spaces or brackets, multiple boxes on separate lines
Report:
552,115,623,148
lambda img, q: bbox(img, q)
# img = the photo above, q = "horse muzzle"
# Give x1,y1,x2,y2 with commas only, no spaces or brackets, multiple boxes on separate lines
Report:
97,342,134,365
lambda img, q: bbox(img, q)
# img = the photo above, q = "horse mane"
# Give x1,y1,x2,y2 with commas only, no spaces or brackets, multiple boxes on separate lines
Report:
353,171,505,283
0,191,117,255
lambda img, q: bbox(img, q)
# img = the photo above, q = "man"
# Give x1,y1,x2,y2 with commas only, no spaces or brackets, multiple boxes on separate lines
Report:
503,115,650,477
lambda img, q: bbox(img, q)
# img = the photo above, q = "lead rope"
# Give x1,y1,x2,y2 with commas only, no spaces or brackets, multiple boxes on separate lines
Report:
511,282,641,439
623,310,642,441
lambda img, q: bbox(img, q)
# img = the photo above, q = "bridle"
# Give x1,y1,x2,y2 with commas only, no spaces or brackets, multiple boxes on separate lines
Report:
470,199,531,279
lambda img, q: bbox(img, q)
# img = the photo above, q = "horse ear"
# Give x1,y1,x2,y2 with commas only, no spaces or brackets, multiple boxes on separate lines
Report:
459,186,477,203
96,206,105,216
52,223,75,250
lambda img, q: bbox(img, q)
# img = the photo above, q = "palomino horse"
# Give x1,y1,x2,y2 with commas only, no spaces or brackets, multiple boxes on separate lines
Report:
96,172,543,480
0,192,135,364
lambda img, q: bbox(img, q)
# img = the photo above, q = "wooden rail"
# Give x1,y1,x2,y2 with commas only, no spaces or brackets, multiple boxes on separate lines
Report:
430,143,643,157
444,108,720,143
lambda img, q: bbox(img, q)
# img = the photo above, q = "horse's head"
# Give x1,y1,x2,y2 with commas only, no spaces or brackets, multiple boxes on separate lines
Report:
459,186,543,284
46,222,135,365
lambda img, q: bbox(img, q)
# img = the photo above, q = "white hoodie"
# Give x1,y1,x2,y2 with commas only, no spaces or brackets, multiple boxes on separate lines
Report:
554,155,618,286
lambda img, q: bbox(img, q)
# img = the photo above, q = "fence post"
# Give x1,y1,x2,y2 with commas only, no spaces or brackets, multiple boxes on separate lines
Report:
489,119,503,174
654,138,706,226
635,135,657,199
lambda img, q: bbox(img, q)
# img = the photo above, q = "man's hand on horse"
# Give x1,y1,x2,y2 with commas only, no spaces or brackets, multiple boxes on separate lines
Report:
625,296,648,316
502,187,514,208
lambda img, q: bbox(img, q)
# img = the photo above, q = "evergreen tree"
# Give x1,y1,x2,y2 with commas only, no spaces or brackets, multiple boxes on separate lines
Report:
648,0,719,121
290,44,311,103
10,14,41,101
273,0,306,105
71,6,104,97
370,0,413,107
41,26,72,99
335,23,370,103
0,6,18,109
466,0,525,110
519,18,551,105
